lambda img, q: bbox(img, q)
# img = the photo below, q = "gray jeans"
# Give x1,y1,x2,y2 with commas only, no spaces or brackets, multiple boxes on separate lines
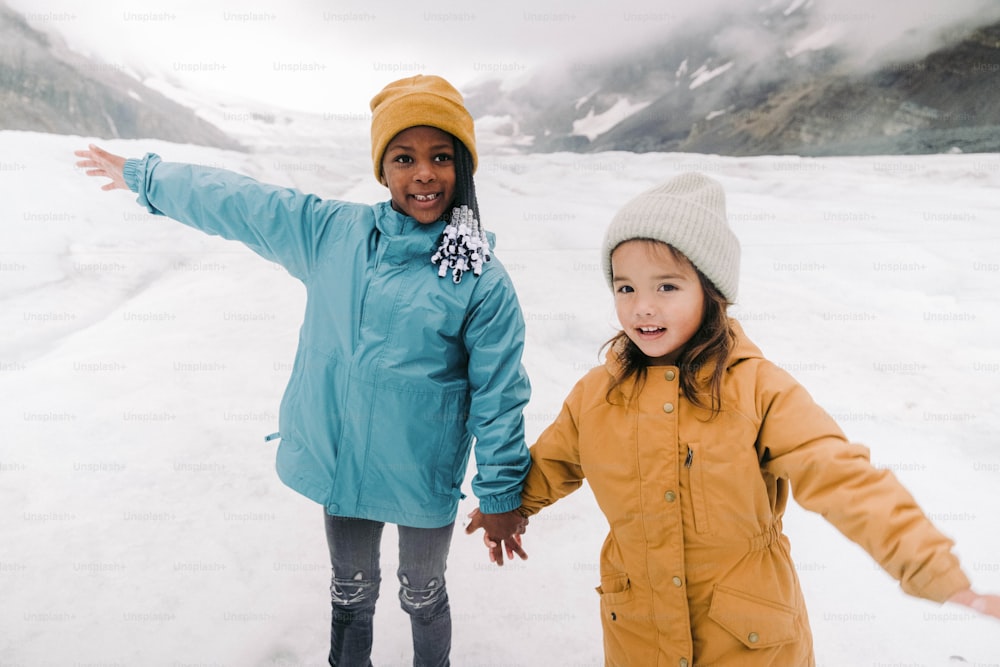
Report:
324,513,454,667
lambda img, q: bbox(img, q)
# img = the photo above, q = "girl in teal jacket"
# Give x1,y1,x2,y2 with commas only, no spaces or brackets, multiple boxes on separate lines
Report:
76,75,530,666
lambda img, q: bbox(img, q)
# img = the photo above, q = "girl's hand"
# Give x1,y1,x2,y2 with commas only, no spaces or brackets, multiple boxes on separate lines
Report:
74,144,129,191
947,589,1000,620
465,507,528,566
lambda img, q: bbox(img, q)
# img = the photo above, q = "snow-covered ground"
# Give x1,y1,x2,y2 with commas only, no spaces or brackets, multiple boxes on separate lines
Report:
2,123,1000,665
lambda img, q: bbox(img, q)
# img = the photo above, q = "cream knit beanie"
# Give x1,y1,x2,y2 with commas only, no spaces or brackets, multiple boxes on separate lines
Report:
601,172,740,302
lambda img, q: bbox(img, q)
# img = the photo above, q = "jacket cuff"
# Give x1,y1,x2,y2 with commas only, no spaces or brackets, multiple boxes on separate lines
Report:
123,153,162,214
516,505,537,519
122,157,143,193
905,563,972,604
479,490,522,514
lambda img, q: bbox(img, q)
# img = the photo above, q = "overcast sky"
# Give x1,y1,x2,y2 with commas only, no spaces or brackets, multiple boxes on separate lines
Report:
8,0,1000,114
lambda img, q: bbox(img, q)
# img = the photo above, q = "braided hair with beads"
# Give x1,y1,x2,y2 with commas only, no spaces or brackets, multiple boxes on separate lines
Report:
431,138,491,283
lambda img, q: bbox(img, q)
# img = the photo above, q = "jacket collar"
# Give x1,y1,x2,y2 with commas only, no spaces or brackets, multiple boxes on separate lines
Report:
374,201,497,268
375,201,447,264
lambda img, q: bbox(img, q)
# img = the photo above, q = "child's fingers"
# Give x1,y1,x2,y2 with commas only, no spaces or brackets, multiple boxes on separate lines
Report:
499,535,526,562
482,533,507,567
506,538,528,561
972,593,1000,619
463,508,483,534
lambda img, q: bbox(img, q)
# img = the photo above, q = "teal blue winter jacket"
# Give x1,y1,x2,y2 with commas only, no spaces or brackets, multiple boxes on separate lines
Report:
124,154,531,528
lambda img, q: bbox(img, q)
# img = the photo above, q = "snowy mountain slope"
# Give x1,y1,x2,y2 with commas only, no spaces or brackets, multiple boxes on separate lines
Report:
2,130,999,665
0,2,240,149
465,3,1000,156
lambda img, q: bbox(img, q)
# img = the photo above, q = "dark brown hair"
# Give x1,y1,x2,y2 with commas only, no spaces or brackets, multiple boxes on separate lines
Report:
603,242,736,414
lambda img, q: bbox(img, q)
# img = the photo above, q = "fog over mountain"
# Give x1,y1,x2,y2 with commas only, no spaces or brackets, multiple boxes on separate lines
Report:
0,2,240,149
464,1,1000,156
3,0,1000,155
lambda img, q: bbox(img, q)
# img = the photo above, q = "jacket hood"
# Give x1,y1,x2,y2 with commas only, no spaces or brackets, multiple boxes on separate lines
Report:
725,319,765,368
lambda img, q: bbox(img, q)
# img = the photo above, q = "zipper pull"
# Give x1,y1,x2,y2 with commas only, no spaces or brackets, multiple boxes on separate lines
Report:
684,446,694,468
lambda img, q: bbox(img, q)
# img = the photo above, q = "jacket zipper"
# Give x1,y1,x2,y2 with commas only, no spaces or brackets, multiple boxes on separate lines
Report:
685,443,710,534
357,231,385,343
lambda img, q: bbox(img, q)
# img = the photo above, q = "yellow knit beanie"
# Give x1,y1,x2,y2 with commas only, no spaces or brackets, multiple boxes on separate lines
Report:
370,74,478,182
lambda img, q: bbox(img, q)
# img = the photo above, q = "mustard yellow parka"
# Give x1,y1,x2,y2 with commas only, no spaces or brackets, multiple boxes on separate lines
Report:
520,321,970,666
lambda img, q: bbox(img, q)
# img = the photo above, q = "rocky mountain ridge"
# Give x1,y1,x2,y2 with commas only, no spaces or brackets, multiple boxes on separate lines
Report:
0,2,240,149
465,7,1000,156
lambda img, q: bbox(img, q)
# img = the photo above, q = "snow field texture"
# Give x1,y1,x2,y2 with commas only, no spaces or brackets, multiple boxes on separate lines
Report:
1,129,999,665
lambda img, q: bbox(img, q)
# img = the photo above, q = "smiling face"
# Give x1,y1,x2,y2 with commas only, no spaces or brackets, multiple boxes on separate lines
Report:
611,240,706,366
380,125,457,224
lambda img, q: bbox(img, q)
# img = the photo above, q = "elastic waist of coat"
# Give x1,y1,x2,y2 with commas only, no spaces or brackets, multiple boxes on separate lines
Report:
748,524,781,552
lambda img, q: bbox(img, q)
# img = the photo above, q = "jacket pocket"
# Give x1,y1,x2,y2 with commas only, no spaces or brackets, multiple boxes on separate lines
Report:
708,584,800,649
595,572,633,606
432,389,472,498
597,573,642,667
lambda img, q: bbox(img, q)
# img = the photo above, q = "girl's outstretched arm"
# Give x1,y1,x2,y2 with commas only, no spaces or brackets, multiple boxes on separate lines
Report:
75,144,128,191
74,145,349,280
948,589,1000,620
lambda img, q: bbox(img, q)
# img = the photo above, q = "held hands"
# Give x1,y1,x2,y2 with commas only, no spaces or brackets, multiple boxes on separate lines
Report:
465,508,528,566
947,589,1000,620
74,144,128,191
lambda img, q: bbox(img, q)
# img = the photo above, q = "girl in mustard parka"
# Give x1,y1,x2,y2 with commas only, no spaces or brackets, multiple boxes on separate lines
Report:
470,172,1000,666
